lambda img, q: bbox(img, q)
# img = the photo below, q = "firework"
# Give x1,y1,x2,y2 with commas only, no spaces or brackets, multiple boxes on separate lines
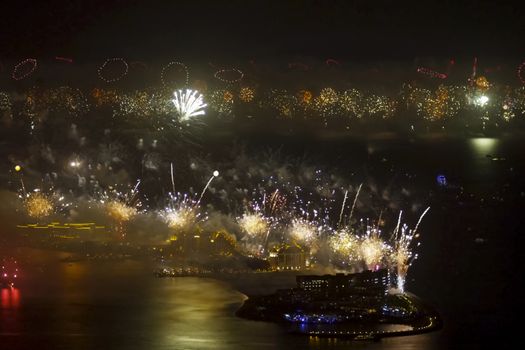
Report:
107,201,137,222
348,183,363,225
288,217,319,245
238,208,270,256
339,89,364,119
296,90,313,109
161,61,189,87
98,58,128,83
313,87,339,120
391,207,430,293
416,67,447,79
24,192,53,218
365,94,396,119
196,170,219,205
329,228,360,267
99,181,142,238
263,189,287,217
0,92,12,118
214,68,243,84
360,234,387,271
172,89,207,121
518,61,525,85
422,85,461,121
238,211,269,238
210,89,234,116
338,190,348,227
49,86,90,118
265,89,296,118
239,87,255,103
162,193,202,231
12,58,37,81
475,76,490,91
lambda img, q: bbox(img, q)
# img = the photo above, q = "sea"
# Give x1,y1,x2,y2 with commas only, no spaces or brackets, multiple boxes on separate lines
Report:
1,136,523,349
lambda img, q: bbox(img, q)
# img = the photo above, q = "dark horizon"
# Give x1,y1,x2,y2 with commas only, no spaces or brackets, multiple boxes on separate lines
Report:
1,0,524,60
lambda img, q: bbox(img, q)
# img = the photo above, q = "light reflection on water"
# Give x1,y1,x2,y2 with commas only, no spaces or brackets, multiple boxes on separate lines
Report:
0,257,442,350
469,138,499,157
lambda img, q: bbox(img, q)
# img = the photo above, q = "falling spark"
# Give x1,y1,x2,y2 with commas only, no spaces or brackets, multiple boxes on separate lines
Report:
170,162,176,194
391,210,403,241
348,183,363,224
338,190,348,228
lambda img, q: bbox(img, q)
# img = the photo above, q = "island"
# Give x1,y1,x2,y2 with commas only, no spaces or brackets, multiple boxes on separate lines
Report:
236,269,442,340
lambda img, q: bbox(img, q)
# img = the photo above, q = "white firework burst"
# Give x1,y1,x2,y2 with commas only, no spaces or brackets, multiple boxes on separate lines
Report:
171,89,207,121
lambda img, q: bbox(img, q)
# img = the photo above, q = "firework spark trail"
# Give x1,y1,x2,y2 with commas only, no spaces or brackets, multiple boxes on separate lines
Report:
348,183,363,225
413,206,430,235
338,190,348,228
170,162,175,194
130,179,141,199
263,226,272,253
270,189,280,214
132,180,141,193
196,171,219,206
20,178,27,196
391,210,403,241
392,207,430,292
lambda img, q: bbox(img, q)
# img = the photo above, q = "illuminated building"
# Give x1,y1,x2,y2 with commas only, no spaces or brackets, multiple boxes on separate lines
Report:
296,269,391,297
268,243,307,271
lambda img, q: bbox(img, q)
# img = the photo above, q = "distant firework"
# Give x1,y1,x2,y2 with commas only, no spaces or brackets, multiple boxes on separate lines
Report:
172,89,207,121
417,67,447,79
24,192,53,218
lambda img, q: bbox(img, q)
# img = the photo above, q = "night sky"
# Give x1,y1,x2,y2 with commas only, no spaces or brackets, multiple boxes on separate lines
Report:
2,0,524,61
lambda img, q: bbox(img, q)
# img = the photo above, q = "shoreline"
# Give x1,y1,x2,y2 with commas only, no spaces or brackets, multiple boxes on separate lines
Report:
236,288,443,340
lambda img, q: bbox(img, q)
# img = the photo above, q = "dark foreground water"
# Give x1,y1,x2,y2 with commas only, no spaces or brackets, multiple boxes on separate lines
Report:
1,257,445,350
1,137,524,349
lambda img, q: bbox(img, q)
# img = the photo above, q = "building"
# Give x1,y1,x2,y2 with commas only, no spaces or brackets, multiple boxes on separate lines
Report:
268,243,307,270
296,269,391,298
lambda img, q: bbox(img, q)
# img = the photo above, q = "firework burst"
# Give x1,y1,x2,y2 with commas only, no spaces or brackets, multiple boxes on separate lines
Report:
172,89,207,121
288,217,320,246
162,192,203,231
24,192,54,218
98,181,142,238
360,235,388,271
237,203,271,257
329,228,360,267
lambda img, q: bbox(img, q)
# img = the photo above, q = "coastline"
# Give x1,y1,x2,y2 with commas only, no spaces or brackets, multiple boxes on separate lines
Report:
236,287,442,340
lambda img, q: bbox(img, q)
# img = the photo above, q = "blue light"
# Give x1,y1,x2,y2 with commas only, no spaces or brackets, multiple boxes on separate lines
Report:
436,174,447,186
